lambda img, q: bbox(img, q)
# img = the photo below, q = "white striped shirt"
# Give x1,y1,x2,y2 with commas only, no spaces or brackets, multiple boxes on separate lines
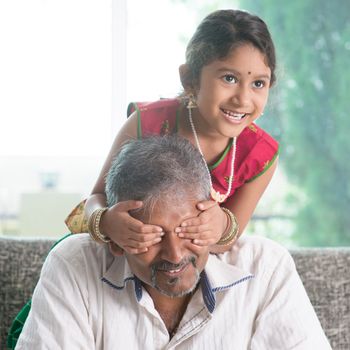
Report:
17,234,331,349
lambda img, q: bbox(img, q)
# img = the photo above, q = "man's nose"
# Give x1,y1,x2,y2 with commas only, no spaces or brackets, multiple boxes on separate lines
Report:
160,232,184,264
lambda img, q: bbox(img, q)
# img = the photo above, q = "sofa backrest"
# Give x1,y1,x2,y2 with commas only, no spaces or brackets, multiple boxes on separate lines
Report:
0,237,349,349
0,237,54,349
290,248,350,349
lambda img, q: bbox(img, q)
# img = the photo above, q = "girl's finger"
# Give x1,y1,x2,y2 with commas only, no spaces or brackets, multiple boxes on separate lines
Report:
192,238,218,246
178,230,212,239
176,224,208,234
131,232,164,242
126,237,162,249
129,222,163,233
138,224,164,234
196,200,217,211
112,200,143,212
124,246,149,255
180,217,203,228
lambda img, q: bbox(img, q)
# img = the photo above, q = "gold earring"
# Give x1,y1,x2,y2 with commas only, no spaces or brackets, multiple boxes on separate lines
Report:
186,93,197,109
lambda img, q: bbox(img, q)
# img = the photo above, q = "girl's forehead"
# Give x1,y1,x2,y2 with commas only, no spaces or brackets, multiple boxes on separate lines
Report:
205,44,271,76
225,44,267,63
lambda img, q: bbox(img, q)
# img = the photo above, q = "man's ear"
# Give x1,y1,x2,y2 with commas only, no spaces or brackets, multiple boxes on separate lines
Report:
179,64,194,92
108,242,124,256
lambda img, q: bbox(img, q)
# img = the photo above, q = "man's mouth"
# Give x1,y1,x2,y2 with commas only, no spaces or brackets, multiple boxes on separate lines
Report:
150,256,200,296
167,267,183,274
221,108,247,121
156,263,187,275
153,257,196,276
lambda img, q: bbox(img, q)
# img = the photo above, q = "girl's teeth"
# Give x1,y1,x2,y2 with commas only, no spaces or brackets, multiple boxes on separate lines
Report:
222,109,245,119
231,115,244,120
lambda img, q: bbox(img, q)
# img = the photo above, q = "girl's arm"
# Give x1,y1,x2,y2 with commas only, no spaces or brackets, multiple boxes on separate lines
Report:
177,156,279,253
84,112,164,254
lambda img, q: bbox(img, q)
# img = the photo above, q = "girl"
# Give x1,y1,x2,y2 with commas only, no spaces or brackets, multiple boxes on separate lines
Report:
81,9,279,254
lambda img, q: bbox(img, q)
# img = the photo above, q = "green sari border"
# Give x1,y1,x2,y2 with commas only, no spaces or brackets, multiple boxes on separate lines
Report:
209,138,234,171
245,148,280,183
127,102,142,139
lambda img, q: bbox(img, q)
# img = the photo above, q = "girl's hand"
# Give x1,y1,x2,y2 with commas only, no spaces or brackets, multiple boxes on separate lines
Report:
100,200,164,254
176,200,227,246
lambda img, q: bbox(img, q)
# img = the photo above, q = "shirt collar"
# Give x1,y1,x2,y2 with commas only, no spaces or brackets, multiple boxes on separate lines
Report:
102,254,253,312
101,256,143,300
201,254,254,312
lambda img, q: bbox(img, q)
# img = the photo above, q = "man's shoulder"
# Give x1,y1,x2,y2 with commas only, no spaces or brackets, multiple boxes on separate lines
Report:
49,234,110,267
219,235,294,274
236,235,289,255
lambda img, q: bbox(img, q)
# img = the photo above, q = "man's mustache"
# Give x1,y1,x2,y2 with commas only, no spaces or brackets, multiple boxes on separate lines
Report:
151,256,196,272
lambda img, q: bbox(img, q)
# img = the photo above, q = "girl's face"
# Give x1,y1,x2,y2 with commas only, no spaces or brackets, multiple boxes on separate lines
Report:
193,44,271,138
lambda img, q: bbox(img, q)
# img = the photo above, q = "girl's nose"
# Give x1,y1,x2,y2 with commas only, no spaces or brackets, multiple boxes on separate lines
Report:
231,85,250,106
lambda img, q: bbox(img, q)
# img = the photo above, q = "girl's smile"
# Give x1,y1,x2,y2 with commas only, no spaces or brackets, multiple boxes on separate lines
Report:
220,108,247,124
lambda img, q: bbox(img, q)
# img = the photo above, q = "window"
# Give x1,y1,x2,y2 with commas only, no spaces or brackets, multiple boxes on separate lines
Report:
0,0,114,236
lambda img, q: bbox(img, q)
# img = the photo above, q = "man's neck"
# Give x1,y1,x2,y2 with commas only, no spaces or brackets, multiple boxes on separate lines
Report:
145,286,194,337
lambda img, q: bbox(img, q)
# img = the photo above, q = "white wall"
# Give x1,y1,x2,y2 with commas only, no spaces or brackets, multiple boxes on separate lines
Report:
0,155,104,236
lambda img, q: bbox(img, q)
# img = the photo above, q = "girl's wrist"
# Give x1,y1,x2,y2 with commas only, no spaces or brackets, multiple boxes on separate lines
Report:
221,208,230,237
217,208,239,246
88,207,111,244
99,208,109,235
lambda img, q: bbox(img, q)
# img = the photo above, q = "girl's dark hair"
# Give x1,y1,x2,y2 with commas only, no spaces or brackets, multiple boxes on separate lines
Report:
186,9,276,86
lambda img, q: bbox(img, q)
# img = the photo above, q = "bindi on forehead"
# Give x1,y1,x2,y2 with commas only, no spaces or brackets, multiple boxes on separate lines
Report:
248,71,251,75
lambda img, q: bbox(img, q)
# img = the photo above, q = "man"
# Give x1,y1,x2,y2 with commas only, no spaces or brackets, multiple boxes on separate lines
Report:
16,136,331,349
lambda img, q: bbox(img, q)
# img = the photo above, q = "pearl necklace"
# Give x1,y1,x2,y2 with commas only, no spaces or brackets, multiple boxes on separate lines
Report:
187,106,237,203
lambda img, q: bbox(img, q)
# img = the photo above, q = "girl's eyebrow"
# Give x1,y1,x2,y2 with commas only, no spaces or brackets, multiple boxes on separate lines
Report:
216,67,271,81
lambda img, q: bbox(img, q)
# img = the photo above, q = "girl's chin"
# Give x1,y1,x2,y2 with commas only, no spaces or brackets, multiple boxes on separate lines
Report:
217,124,247,138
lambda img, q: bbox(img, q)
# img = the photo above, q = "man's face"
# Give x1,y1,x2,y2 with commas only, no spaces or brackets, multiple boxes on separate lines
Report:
125,198,209,298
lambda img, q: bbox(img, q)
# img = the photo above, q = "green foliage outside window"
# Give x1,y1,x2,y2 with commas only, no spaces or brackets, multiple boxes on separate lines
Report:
243,0,350,246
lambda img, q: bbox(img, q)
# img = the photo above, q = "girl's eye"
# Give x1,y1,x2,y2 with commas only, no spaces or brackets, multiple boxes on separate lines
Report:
253,80,266,89
223,74,237,84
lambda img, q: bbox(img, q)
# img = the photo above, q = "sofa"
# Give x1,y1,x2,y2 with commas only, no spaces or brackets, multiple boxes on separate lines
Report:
0,236,349,349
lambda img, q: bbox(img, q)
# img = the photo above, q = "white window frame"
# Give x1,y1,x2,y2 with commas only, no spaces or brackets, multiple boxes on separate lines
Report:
112,0,127,138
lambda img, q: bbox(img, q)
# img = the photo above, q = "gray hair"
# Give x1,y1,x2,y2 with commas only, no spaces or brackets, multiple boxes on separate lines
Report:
105,135,210,212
